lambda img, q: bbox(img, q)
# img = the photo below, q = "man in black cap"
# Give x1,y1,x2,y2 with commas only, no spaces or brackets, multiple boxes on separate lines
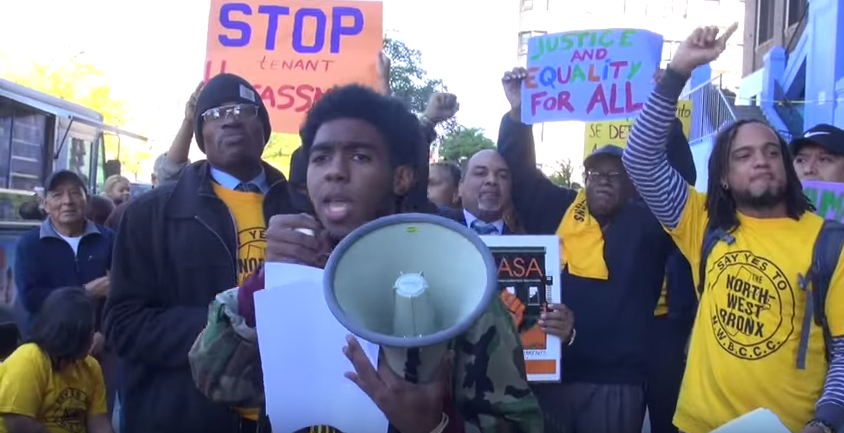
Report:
791,123,844,183
14,169,113,338
104,72,295,433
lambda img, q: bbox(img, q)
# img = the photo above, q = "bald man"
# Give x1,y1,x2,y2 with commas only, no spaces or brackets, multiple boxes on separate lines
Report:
440,149,514,235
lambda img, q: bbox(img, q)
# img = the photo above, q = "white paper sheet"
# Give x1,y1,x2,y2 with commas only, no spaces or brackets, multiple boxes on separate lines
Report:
710,408,791,433
256,262,387,433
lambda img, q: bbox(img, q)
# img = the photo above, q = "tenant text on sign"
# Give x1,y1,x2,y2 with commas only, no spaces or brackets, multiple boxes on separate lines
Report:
206,0,383,134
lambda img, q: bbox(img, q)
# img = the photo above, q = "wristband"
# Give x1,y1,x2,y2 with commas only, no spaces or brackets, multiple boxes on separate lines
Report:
429,413,450,433
567,328,577,346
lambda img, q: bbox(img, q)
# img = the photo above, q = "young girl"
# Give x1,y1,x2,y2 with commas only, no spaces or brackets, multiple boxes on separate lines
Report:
0,287,112,433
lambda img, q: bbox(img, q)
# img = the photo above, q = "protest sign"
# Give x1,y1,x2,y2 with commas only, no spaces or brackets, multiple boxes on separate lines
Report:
521,28,663,124
803,180,844,222
583,99,692,157
481,235,562,382
206,0,383,134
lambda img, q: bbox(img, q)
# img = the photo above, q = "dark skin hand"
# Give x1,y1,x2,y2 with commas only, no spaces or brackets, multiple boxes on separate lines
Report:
265,213,333,267
344,336,451,433
538,304,574,343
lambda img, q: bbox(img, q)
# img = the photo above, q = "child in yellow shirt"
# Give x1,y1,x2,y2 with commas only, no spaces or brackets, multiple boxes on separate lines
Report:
0,287,111,433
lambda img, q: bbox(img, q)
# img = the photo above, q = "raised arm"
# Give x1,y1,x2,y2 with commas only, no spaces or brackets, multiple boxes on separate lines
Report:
498,68,577,234
621,68,691,230
623,24,737,230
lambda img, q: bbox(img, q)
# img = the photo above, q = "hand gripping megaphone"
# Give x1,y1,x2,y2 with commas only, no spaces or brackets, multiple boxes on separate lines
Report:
323,213,498,383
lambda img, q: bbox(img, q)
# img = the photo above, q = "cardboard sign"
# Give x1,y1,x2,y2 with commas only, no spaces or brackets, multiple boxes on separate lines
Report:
521,28,663,124
205,0,383,134
583,100,692,157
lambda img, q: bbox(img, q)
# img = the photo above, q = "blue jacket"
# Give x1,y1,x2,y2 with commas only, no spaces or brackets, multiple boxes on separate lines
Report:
14,219,115,331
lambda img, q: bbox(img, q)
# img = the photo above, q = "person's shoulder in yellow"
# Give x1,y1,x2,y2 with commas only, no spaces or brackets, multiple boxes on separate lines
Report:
0,287,112,433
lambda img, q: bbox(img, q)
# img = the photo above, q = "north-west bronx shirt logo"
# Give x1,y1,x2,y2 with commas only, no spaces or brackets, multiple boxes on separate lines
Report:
44,387,88,433
237,227,266,278
707,250,796,360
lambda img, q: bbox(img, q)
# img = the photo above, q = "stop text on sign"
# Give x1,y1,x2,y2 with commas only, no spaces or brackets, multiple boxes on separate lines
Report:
205,0,383,134
217,3,364,53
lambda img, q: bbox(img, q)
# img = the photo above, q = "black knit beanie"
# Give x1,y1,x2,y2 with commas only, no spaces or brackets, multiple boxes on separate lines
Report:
194,73,271,153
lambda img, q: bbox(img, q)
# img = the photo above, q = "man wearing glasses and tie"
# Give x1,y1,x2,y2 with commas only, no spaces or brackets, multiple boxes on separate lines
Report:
105,73,295,433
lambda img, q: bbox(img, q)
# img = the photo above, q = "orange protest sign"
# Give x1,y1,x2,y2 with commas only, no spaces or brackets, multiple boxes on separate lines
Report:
205,0,384,134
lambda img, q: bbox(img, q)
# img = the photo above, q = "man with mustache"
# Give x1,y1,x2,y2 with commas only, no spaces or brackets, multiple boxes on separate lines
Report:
189,84,543,433
623,23,844,433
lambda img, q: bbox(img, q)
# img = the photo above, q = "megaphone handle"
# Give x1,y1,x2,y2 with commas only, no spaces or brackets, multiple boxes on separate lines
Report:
404,348,421,384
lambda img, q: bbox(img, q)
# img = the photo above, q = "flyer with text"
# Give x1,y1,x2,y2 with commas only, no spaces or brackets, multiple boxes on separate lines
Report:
481,235,562,382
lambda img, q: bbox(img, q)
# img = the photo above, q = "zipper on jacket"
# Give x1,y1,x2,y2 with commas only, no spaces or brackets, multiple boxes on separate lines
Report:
194,215,237,286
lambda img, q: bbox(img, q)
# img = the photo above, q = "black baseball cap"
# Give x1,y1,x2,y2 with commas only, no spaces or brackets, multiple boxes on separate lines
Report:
584,145,624,169
789,124,844,156
44,170,87,193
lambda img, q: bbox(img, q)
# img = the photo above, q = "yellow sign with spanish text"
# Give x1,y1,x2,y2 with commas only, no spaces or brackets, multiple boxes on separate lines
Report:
583,100,692,158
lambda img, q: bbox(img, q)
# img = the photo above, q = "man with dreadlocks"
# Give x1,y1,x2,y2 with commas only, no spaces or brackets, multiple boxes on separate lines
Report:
623,23,844,433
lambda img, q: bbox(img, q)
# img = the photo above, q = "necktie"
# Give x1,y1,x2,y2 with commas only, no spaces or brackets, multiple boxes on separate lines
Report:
471,220,500,235
235,182,261,193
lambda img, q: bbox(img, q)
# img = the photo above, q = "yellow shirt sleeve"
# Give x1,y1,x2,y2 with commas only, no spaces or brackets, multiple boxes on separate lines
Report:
0,344,49,417
665,185,710,291
85,357,108,416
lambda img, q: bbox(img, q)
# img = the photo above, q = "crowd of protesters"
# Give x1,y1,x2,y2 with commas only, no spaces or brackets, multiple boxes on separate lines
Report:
0,24,841,433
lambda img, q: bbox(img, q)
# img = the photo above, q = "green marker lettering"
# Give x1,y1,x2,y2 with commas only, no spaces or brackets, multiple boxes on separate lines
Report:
819,190,844,220
559,34,575,51
619,29,637,47
571,64,588,83
598,30,615,47
804,187,819,208
627,62,643,80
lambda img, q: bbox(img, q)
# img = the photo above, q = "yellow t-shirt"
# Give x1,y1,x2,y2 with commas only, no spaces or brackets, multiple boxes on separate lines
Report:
669,186,844,433
0,343,107,433
213,183,267,286
213,183,267,421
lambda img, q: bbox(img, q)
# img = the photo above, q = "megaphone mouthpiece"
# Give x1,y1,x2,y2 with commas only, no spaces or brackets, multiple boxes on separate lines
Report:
393,273,437,338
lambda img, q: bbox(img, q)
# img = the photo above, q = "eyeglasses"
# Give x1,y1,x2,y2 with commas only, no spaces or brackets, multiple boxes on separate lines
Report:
201,104,259,122
584,170,624,183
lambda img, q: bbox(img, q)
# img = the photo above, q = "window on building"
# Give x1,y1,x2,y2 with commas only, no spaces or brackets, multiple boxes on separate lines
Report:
756,0,774,45
518,31,547,54
788,0,807,27
522,0,533,11
0,102,48,191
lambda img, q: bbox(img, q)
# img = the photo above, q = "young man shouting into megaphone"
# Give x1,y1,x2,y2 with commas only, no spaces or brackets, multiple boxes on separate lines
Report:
188,84,544,433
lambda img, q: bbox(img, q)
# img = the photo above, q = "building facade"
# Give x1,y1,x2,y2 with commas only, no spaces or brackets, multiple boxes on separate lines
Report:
514,0,746,174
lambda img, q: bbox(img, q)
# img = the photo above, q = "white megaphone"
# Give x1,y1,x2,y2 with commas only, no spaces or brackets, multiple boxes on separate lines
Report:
323,213,498,383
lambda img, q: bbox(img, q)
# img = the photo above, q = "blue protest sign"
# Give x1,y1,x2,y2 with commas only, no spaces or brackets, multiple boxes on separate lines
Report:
521,28,664,124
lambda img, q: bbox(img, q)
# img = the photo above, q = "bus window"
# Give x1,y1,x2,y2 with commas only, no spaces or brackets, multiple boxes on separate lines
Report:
0,105,47,192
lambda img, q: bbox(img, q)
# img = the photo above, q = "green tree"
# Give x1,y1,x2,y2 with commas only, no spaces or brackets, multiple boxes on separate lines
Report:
439,127,495,165
262,133,301,176
546,159,582,190
383,37,461,153
2,53,151,177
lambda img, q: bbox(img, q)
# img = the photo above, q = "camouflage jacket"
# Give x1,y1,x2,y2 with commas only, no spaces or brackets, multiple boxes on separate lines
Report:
189,287,544,433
